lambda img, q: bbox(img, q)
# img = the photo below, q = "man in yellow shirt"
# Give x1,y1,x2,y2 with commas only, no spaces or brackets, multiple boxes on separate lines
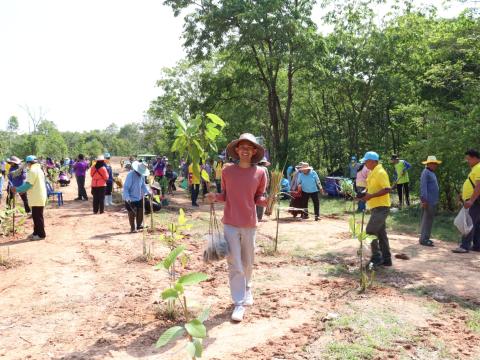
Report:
12,155,47,240
188,162,201,207
359,151,392,267
453,149,480,253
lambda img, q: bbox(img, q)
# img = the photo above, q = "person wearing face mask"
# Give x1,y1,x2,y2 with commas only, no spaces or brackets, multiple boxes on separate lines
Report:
207,133,268,322
11,155,47,241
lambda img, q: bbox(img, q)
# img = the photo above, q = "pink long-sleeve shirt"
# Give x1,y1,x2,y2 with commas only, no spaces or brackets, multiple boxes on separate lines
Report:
215,164,267,228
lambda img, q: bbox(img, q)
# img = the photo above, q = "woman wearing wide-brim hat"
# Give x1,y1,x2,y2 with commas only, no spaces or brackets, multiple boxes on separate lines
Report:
123,161,151,232
207,133,268,322
90,155,109,214
7,155,31,214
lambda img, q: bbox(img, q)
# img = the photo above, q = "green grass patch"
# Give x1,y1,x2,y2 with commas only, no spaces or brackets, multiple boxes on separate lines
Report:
326,341,374,360
323,307,414,359
467,309,480,333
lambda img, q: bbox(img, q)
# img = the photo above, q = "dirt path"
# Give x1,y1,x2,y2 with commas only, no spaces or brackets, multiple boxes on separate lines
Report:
1,165,480,359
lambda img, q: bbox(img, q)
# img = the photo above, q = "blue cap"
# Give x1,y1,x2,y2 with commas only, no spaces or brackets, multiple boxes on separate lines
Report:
351,156,357,161
362,151,380,162
25,155,37,163
104,152,111,159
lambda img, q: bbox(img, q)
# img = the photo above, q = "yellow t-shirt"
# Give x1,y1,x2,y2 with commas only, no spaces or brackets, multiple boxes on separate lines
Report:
215,163,223,180
366,164,391,209
188,164,201,185
462,163,480,201
26,163,47,207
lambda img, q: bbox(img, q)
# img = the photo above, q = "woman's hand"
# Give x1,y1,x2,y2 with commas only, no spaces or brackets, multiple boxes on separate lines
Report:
206,192,216,204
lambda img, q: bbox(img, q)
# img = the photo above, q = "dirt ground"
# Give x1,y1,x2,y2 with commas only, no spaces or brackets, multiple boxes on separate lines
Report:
1,161,480,360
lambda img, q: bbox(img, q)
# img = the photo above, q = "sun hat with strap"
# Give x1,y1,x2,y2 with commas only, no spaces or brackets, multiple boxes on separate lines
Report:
226,133,265,164
421,156,442,165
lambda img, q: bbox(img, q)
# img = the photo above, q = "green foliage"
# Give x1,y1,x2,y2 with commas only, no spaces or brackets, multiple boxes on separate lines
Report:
154,210,209,358
349,211,376,293
0,205,27,236
171,113,225,180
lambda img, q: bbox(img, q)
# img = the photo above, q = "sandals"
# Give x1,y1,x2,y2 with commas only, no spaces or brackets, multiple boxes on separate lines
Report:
452,247,469,253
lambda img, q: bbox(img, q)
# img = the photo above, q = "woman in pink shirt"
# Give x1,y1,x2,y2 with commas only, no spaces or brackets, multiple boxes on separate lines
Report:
207,133,267,322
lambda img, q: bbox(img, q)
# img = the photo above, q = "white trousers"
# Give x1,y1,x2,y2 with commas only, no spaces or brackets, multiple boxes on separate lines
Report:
224,224,256,306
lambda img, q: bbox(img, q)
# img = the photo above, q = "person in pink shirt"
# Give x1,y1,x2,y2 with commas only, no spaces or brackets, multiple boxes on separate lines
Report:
355,159,370,211
207,133,267,322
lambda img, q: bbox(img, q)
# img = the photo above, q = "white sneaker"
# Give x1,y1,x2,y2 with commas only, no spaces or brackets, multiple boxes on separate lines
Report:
231,306,245,322
244,290,254,306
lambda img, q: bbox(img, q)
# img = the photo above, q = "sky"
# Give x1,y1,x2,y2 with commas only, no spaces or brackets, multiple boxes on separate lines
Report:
0,0,473,133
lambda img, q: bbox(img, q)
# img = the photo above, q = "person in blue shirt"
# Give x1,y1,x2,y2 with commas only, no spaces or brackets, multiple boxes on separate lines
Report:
123,161,151,233
7,156,31,213
296,163,324,221
419,156,441,247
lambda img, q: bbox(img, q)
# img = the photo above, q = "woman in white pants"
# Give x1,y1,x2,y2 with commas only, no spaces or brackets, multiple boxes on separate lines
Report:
207,133,268,322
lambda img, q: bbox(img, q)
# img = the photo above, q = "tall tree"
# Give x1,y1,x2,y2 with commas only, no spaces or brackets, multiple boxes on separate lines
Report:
164,0,324,163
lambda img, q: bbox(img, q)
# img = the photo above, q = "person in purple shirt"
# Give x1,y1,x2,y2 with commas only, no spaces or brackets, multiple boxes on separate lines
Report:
73,154,89,201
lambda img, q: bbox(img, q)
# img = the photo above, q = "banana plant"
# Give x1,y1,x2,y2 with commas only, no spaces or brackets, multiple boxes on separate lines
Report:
154,245,209,359
349,211,377,293
171,113,225,182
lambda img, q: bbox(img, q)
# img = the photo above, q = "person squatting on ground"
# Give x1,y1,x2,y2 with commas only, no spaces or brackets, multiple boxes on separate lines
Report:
256,157,270,222
419,156,442,247
360,151,393,267
165,164,177,195
123,161,151,233
104,153,114,206
90,155,109,214
391,154,411,208
207,133,267,322
73,154,89,201
6,156,31,214
296,163,324,221
13,156,47,241
452,149,480,253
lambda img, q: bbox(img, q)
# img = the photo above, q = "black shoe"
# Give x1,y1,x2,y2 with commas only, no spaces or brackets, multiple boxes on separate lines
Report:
74,197,82,201
83,198,88,201
130,228,137,233
192,203,199,207
382,258,393,267
137,225,144,230
420,240,434,247
315,216,320,221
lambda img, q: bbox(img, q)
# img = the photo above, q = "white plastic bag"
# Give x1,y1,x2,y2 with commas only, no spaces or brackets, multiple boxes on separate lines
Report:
203,204,229,263
454,207,473,236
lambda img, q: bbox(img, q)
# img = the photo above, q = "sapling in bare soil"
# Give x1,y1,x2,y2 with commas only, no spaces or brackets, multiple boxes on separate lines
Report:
154,245,209,358
349,210,376,293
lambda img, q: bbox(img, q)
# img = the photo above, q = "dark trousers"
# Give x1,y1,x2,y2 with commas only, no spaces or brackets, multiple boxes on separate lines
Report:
215,179,222,193
397,183,410,207
168,179,177,193
32,206,46,238
461,200,480,250
105,182,113,196
191,184,200,205
125,200,144,230
366,207,391,262
92,186,106,214
76,175,88,199
302,191,320,217
419,204,436,243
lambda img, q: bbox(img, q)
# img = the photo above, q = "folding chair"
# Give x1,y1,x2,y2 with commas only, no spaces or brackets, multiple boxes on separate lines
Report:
46,181,64,206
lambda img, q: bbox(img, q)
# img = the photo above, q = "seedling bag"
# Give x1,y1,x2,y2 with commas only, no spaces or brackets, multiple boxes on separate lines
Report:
203,204,229,262
454,207,473,236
